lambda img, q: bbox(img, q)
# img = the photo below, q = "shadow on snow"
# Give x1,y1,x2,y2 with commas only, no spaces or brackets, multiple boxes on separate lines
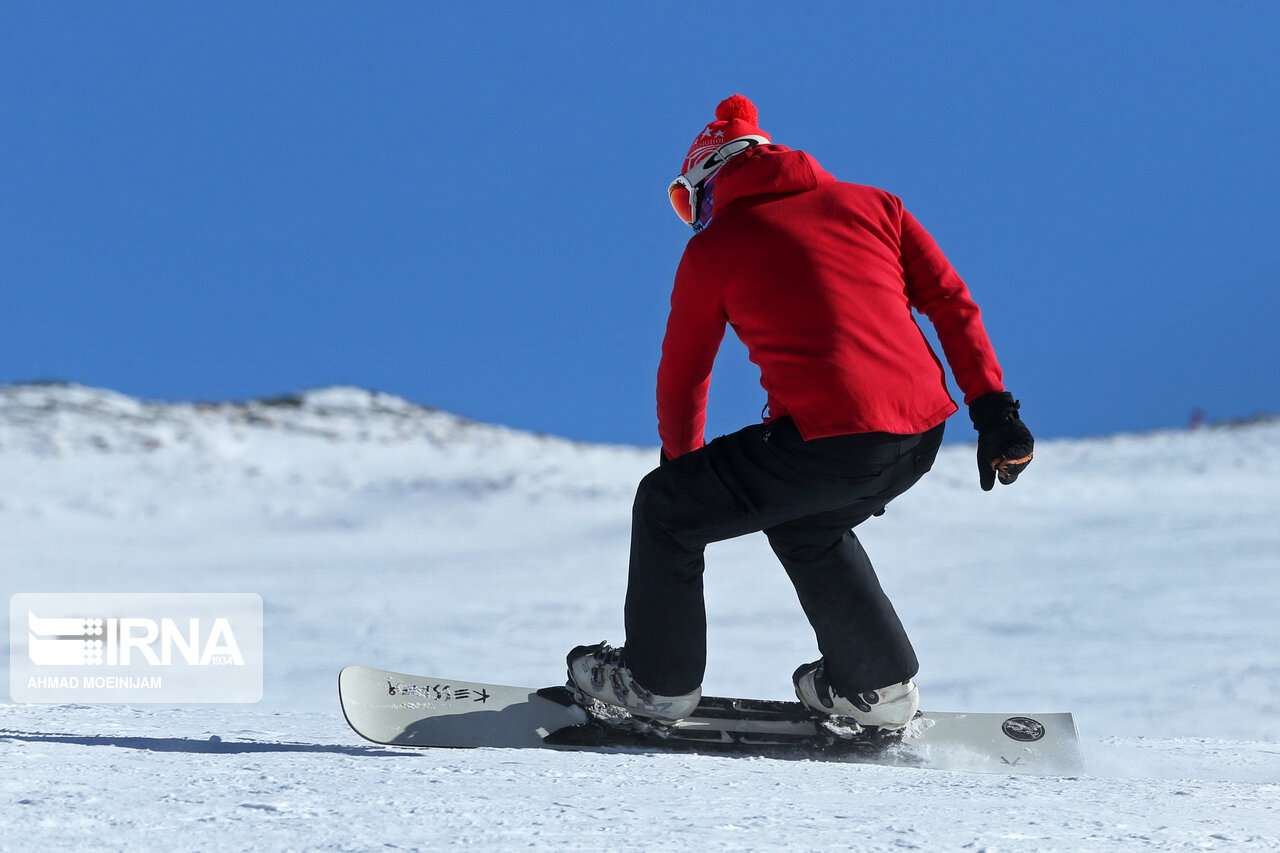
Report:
1,730,409,756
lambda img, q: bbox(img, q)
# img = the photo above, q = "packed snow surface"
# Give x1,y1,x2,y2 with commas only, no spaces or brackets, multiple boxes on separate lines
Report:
2,384,1278,851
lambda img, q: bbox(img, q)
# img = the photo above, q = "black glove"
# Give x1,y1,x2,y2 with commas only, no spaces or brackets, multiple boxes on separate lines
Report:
968,391,1034,491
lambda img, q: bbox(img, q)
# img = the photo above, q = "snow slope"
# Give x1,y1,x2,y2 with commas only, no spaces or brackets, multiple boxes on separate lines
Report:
2,384,1278,851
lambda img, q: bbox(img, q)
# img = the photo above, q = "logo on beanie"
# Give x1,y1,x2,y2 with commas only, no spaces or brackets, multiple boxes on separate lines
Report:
687,135,728,168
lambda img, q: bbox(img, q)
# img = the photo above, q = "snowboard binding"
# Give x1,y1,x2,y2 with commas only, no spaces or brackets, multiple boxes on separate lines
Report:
565,682,678,739
814,713,908,744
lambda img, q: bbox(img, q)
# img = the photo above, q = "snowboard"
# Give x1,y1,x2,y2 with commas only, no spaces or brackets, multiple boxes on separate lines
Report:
339,665,1084,775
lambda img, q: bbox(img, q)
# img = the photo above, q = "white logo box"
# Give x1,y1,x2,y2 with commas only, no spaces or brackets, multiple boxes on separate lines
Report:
11,593,263,703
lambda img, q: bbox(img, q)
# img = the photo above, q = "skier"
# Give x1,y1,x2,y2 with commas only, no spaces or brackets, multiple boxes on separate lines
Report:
568,95,1033,729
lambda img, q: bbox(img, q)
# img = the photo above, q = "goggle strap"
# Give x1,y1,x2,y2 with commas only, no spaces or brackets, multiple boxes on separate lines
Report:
681,135,770,186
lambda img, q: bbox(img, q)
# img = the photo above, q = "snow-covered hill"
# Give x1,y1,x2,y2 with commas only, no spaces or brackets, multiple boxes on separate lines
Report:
2,384,1278,851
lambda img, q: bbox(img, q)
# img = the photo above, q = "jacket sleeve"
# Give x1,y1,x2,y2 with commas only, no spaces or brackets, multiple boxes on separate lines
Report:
899,207,1005,404
656,251,727,458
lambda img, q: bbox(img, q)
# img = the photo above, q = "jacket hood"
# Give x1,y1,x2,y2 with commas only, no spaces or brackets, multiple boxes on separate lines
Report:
710,145,834,218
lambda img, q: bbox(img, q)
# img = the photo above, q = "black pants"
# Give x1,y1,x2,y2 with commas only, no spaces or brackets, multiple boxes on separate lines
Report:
624,416,945,697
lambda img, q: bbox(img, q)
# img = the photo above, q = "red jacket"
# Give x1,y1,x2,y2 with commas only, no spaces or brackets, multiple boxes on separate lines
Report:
657,145,1004,458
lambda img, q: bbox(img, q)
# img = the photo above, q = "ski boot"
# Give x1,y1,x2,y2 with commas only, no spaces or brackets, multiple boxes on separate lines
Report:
792,659,919,733
566,642,701,726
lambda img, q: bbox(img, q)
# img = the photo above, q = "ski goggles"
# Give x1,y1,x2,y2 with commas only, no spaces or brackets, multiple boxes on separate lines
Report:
667,134,769,230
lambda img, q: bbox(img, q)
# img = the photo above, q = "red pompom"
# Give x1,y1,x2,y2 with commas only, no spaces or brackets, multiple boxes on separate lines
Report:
715,94,758,125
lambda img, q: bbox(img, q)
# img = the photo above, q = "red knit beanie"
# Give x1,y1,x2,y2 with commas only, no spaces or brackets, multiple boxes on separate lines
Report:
681,94,771,174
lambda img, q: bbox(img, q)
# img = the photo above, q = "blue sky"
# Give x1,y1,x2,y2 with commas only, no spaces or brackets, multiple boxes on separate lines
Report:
3,1,1277,445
